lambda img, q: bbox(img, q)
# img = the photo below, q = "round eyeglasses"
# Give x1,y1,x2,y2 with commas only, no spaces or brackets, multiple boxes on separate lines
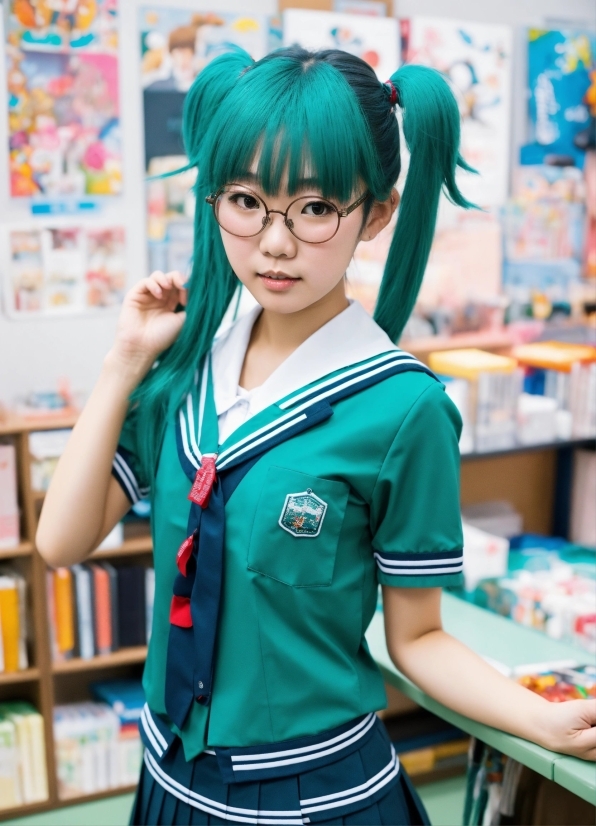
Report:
205,184,370,244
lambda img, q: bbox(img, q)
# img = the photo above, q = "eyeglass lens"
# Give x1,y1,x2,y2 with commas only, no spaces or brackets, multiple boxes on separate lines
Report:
214,186,340,243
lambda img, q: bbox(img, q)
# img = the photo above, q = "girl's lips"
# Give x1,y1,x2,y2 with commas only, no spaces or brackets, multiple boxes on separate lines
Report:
257,272,300,291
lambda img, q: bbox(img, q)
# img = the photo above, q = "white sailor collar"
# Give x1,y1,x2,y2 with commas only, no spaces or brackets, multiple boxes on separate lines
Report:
211,300,398,421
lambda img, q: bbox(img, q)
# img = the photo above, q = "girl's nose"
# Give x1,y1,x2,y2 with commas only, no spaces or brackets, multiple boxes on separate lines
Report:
258,212,297,258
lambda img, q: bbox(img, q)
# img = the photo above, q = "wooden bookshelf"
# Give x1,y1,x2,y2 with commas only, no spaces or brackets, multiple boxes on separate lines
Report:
0,414,151,821
91,536,153,559
0,784,138,822
0,667,40,686
0,540,33,559
53,647,148,674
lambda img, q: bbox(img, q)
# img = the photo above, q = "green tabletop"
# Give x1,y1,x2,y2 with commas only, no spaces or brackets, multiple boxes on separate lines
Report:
366,592,596,806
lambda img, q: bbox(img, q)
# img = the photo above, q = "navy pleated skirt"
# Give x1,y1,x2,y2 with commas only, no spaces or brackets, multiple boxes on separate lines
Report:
130,711,429,826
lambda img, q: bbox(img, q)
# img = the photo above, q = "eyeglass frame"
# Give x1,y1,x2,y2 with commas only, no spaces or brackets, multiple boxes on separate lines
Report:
205,184,371,244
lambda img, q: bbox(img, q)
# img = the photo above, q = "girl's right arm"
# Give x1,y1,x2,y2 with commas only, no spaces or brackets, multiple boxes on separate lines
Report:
36,270,187,568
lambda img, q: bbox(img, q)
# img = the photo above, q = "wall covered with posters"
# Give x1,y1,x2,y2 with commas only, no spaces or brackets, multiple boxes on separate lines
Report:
0,0,594,403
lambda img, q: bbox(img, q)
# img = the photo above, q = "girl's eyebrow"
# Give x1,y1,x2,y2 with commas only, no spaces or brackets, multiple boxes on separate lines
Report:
236,172,322,191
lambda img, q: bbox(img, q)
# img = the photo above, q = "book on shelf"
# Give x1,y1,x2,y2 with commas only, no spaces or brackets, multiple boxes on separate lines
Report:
0,444,19,549
91,679,145,786
0,701,48,809
117,566,147,648
0,568,28,673
48,564,154,662
512,342,596,439
54,686,144,798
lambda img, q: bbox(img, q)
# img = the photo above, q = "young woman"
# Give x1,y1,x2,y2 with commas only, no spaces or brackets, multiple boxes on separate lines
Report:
37,47,595,825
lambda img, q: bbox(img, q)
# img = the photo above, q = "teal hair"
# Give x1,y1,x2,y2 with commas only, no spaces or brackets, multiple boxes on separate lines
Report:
132,46,475,482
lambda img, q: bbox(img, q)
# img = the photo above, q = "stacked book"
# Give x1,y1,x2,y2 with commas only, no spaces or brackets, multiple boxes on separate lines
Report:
54,704,140,798
512,342,596,439
47,564,155,662
0,702,48,810
0,568,28,673
429,349,522,453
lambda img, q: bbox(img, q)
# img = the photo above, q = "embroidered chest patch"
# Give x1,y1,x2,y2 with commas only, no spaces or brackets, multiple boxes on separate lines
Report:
279,489,328,538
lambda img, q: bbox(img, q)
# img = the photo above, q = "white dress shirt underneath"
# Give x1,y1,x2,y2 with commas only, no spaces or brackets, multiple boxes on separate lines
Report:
211,300,398,446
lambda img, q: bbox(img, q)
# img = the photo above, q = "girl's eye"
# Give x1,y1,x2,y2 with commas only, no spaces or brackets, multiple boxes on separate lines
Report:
229,193,261,210
302,200,334,217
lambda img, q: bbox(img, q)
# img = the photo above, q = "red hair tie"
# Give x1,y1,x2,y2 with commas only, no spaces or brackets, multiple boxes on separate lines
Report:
384,80,398,106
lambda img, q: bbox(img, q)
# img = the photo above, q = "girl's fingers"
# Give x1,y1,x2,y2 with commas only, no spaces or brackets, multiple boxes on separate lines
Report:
154,270,173,291
171,271,189,304
146,278,163,299
171,270,185,289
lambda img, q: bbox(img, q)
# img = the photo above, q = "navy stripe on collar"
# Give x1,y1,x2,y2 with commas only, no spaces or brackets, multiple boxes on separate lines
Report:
216,356,437,473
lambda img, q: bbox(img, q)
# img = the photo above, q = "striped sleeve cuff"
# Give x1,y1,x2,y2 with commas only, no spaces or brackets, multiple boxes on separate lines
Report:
112,447,150,504
374,550,464,588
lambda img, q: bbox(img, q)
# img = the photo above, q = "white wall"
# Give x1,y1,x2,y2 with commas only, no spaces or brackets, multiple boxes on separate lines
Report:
0,0,593,404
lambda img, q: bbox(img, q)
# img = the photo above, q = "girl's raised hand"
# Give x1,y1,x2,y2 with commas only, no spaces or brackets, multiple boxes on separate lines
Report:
109,270,188,379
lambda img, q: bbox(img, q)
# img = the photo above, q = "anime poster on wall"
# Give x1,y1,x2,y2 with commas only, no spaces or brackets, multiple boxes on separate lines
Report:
406,17,512,207
4,1,122,198
3,223,126,316
521,29,595,168
5,0,118,53
140,6,270,165
282,9,399,81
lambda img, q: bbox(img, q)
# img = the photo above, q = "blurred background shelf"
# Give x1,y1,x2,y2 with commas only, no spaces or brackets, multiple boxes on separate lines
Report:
461,437,596,461
52,647,148,675
0,667,40,686
0,540,33,558
90,537,153,558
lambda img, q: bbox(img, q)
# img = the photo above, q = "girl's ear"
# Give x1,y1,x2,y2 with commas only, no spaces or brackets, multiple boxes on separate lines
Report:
360,189,399,242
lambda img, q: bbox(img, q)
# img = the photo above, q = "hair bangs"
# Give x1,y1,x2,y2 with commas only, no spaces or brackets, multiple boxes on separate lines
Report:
203,53,381,202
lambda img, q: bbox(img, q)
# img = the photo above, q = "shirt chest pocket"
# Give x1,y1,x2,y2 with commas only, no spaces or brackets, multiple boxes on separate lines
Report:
247,466,349,588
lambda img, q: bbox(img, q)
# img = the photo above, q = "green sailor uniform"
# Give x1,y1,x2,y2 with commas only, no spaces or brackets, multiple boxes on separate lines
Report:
112,301,464,825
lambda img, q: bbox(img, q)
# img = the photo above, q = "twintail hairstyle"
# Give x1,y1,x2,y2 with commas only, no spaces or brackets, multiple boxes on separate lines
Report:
132,46,474,482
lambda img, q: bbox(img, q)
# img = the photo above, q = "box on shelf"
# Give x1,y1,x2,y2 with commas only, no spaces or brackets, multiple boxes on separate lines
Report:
461,501,523,539
462,522,510,592
516,393,559,444
0,444,19,549
513,342,596,438
0,702,48,809
429,349,522,452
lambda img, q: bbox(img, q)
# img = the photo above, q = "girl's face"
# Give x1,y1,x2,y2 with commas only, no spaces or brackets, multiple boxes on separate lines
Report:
217,178,395,315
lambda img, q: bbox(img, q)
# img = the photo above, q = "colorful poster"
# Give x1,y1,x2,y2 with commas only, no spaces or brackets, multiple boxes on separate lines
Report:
282,9,399,81
407,17,512,207
3,223,126,316
522,29,595,168
140,8,269,92
140,7,270,167
7,49,122,197
5,0,118,53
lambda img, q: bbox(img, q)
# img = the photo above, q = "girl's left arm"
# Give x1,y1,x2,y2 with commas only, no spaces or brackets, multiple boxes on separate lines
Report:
383,585,596,761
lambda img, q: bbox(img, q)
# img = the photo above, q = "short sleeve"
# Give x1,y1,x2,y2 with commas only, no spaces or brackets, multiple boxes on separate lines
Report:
111,404,151,504
370,382,464,588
